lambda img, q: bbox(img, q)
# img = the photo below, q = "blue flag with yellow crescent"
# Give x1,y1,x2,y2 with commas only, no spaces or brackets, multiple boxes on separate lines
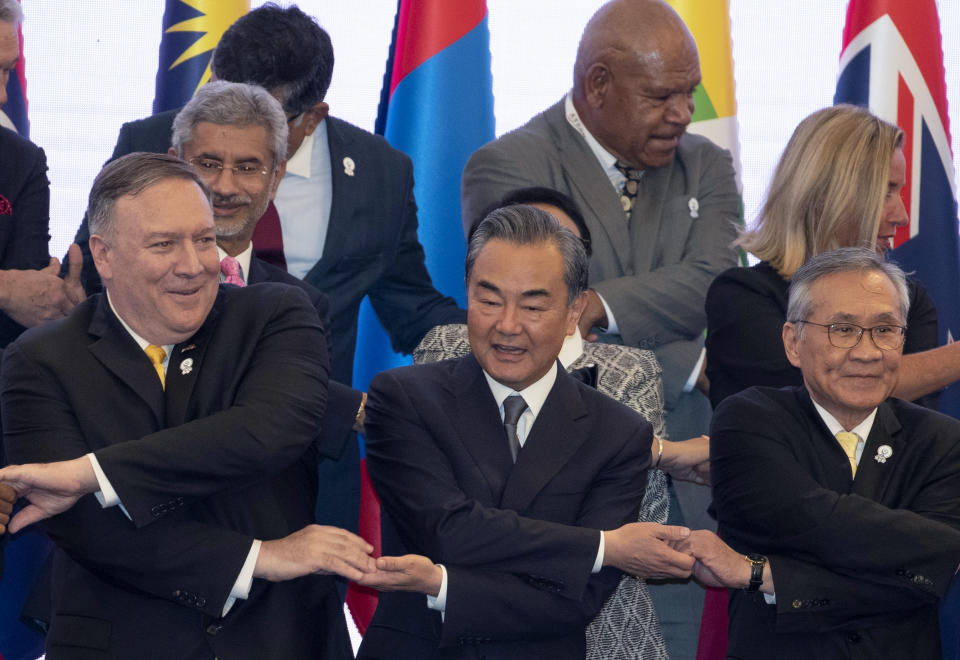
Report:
153,0,249,114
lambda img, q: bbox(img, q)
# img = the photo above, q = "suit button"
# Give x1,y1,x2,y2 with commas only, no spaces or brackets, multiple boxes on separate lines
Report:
792,599,802,609
896,568,905,576
206,623,222,636
197,597,206,608
847,632,861,643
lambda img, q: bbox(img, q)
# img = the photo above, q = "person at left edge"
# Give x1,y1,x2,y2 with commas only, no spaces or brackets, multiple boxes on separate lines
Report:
0,153,375,659
169,79,363,468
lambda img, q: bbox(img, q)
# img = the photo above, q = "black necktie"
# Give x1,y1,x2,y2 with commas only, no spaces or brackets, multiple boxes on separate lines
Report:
615,161,643,220
502,395,528,463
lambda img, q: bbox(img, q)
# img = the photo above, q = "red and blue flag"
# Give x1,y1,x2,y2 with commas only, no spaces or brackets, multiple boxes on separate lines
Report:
347,0,494,635
835,0,960,418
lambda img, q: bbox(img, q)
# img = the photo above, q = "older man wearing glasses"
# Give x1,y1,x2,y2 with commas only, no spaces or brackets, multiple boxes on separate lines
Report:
672,248,960,659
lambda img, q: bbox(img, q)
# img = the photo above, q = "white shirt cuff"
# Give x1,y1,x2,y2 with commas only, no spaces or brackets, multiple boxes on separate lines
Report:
595,291,619,335
223,539,261,616
763,592,777,605
683,348,707,393
426,563,448,621
593,531,605,573
88,453,132,520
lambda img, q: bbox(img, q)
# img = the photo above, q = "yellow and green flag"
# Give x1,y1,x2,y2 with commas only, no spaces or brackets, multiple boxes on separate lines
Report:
667,0,742,193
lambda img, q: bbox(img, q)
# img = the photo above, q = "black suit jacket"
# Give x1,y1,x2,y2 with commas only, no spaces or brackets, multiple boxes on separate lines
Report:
71,110,465,384
2,284,351,659
0,126,51,349
358,356,650,659
711,385,960,659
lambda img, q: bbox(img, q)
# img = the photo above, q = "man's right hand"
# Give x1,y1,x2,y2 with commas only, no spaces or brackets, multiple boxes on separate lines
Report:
254,525,376,582
603,522,695,579
0,482,15,535
0,245,86,327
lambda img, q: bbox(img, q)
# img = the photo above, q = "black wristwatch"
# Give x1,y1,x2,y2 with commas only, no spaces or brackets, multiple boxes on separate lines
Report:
744,554,767,592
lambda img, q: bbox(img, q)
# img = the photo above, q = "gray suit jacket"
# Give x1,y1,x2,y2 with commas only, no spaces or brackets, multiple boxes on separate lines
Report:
415,325,669,660
462,99,740,407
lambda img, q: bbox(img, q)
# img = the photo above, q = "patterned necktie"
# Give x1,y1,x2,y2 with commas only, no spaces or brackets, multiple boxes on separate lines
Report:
145,344,167,389
220,256,245,287
502,395,528,463
835,431,860,477
614,161,643,220
250,200,287,271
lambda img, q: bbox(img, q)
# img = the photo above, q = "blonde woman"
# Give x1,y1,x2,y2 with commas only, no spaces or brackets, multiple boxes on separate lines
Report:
705,104,943,409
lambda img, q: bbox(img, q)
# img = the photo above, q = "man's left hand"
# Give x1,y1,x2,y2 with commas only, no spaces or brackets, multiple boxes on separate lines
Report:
577,290,608,342
0,457,98,533
659,434,711,485
355,554,444,596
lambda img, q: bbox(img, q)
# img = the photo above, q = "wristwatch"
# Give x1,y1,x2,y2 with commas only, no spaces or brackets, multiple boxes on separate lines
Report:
744,554,767,592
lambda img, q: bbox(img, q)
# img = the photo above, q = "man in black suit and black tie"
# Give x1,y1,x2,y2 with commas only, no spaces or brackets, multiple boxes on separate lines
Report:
0,153,375,659
676,248,960,659
354,205,698,659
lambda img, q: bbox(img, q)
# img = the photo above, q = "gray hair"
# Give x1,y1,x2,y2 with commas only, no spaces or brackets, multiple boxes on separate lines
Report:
787,247,911,332
88,153,210,242
0,0,23,24
171,80,288,169
466,204,588,305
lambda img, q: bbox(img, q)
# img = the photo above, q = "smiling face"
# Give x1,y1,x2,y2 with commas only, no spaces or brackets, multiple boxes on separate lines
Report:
91,177,220,345
783,269,903,429
875,148,909,254
175,121,284,255
467,238,585,390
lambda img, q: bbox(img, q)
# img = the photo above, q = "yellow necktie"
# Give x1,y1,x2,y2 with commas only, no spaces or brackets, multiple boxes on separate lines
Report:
835,431,859,477
145,344,166,389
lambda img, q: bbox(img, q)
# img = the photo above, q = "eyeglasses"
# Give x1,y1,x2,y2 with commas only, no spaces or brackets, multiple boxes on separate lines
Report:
286,111,304,126
189,158,270,179
790,320,906,350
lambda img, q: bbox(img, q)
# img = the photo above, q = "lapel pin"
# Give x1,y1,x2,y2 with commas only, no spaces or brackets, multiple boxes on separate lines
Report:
874,444,893,464
688,197,699,219
180,344,196,353
343,157,355,177
179,358,194,376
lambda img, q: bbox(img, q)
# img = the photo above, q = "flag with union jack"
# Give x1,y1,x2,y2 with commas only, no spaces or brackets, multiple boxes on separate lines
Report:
834,0,960,417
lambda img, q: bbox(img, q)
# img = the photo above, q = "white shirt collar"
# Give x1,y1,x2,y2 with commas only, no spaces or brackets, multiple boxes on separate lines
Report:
217,242,253,285
284,119,323,179
557,327,585,368
483,361,558,422
564,91,628,189
105,291,173,368
812,399,877,441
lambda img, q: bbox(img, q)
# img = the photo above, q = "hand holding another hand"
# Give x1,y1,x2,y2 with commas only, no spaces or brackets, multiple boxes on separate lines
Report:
603,521,695,579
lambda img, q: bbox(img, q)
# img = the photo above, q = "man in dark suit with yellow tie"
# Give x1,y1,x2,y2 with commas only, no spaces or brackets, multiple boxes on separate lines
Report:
0,153,375,659
675,248,960,659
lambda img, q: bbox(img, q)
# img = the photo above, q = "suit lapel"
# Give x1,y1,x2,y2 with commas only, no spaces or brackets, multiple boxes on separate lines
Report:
852,401,902,501
447,356,516,503
546,103,632,272
630,164,672,275
501,367,590,511
164,289,224,427
305,117,357,283
87,295,164,426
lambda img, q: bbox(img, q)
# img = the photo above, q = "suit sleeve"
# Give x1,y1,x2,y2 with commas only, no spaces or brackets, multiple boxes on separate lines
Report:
0,138,51,345
711,393,960,602
365,368,648,601
2,342,257,618
88,288,328,527
367,152,465,354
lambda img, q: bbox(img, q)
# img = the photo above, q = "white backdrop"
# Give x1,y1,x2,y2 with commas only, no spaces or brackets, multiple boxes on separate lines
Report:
15,1,960,258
